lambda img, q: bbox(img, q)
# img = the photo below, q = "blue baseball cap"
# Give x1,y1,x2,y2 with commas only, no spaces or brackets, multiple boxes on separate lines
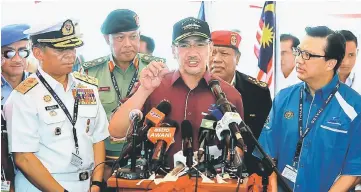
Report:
1,24,30,47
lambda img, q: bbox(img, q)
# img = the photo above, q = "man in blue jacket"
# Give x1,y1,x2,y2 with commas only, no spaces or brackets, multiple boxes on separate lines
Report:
255,26,361,192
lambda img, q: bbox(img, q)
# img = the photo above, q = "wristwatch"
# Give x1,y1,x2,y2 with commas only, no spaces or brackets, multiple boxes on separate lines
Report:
91,181,103,188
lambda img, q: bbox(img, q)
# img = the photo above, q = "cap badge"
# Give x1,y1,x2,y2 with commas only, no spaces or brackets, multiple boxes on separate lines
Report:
134,15,140,27
182,23,201,30
61,20,74,36
231,33,237,46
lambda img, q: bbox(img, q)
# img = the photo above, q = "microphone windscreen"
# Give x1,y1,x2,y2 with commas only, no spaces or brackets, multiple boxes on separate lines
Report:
181,120,193,139
129,109,143,121
156,100,171,116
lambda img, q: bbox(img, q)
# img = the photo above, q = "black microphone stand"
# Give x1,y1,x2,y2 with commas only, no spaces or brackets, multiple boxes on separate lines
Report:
203,138,216,178
241,123,291,192
209,80,292,192
116,121,150,180
220,132,230,176
130,120,138,172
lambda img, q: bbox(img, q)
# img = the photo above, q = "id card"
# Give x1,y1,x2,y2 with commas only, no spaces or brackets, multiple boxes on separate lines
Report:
1,180,10,192
71,153,83,168
282,165,297,183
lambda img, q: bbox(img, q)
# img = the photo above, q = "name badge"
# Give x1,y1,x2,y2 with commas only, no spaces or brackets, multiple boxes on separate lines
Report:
99,87,111,92
45,105,59,111
1,180,10,192
71,152,83,168
282,164,297,183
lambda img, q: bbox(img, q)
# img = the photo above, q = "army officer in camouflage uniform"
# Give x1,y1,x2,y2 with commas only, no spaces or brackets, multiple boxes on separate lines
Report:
80,9,165,181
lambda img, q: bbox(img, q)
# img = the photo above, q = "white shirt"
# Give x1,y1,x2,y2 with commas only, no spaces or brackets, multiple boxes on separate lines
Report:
344,71,361,95
278,67,301,91
4,69,109,188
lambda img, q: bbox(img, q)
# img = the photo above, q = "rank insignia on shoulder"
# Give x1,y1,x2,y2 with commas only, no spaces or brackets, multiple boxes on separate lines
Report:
246,76,268,88
15,78,38,94
137,53,166,65
81,56,108,69
73,72,98,87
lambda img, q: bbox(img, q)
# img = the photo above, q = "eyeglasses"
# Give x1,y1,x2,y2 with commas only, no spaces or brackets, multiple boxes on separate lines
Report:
175,40,210,49
292,47,326,60
2,49,30,59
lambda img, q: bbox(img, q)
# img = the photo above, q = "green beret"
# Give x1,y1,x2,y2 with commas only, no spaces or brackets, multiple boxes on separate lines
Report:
101,9,140,35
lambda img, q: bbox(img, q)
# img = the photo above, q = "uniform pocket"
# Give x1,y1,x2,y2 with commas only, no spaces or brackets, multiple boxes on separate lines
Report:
318,122,349,149
39,109,67,145
77,105,98,136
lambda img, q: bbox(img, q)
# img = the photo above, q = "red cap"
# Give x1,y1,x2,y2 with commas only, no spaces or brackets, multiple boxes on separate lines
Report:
211,30,242,51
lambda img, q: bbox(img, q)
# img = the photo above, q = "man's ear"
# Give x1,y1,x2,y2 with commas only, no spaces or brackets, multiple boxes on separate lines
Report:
32,47,44,61
326,59,337,72
104,35,110,45
208,41,214,56
172,45,178,59
235,50,241,65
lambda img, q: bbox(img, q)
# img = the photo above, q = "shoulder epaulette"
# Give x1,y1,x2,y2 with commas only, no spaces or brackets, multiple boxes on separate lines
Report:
137,53,166,64
73,72,98,87
15,77,38,94
81,56,108,70
245,75,268,88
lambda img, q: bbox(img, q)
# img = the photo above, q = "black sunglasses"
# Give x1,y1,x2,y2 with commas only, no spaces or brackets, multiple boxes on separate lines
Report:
2,49,30,59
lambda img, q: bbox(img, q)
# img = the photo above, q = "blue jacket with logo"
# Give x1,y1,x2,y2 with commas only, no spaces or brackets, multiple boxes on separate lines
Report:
255,75,361,192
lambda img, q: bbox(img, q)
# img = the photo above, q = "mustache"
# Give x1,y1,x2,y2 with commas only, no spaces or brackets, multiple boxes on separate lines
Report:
187,56,199,61
10,61,24,65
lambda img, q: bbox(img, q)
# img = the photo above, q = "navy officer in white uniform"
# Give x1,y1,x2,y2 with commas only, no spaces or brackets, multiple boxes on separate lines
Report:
4,19,109,192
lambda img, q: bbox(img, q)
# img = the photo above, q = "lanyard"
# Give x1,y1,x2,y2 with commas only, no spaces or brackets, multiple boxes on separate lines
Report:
36,71,80,154
1,166,6,181
109,61,138,107
293,82,340,166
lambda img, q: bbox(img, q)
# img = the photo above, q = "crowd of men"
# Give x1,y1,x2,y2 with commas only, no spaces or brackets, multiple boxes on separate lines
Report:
1,8,361,192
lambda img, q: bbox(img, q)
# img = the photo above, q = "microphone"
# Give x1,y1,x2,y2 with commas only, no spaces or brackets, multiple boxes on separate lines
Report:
147,120,178,171
215,119,231,163
209,80,233,113
128,109,143,171
209,80,247,151
137,100,172,139
129,109,143,126
219,112,247,151
197,115,217,161
121,100,172,160
181,120,193,168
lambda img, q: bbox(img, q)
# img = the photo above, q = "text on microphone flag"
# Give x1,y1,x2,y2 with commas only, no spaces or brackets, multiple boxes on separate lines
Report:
145,108,165,126
147,127,176,148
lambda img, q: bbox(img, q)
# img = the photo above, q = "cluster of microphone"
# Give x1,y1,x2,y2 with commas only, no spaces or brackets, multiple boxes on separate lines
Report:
115,79,251,180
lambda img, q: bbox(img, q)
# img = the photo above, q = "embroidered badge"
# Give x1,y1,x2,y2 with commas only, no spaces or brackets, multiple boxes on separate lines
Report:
284,111,294,119
49,110,57,116
86,119,90,133
43,95,52,102
55,127,61,135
